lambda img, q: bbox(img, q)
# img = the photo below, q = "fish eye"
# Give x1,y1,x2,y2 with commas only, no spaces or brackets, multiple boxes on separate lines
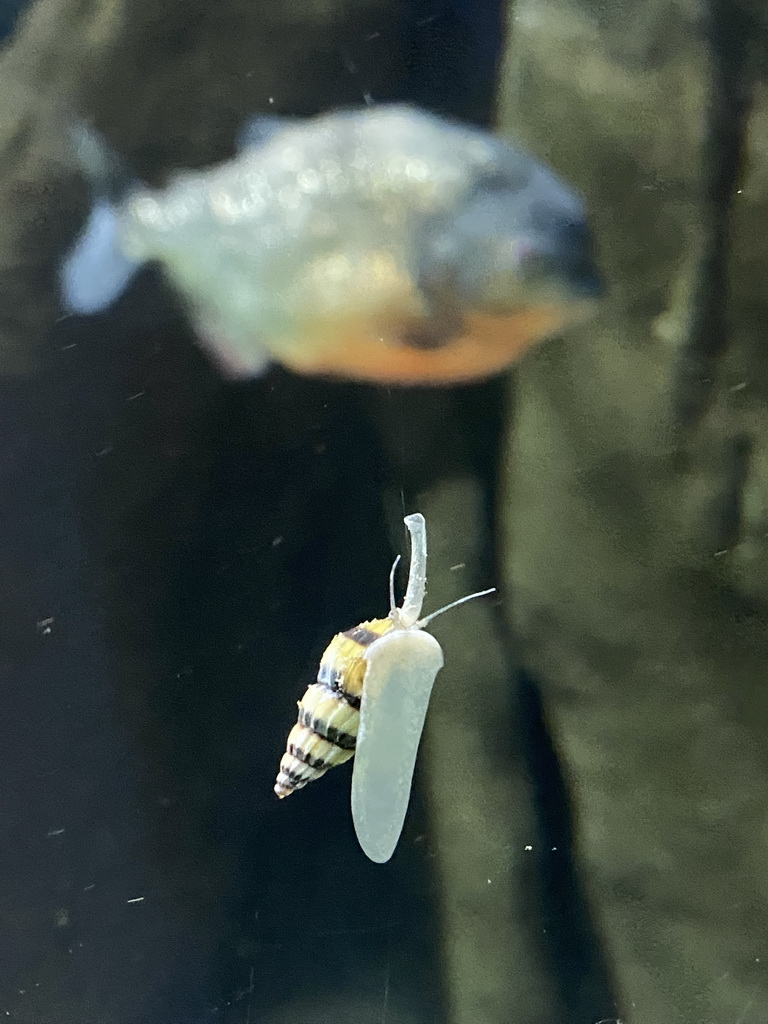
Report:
471,169,513,195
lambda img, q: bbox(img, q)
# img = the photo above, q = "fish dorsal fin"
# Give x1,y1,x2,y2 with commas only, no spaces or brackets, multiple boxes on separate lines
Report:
236,114,296,152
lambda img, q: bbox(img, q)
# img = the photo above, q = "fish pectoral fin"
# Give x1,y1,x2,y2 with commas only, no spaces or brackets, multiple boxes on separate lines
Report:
193,318,272,379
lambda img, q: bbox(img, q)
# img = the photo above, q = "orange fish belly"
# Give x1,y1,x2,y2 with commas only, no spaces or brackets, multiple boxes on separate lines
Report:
280,304,580,385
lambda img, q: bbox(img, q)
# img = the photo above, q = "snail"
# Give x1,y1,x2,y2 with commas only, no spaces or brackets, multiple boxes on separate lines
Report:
274,512,495,863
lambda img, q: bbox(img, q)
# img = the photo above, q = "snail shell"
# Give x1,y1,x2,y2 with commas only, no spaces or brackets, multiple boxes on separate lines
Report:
274,619,393,798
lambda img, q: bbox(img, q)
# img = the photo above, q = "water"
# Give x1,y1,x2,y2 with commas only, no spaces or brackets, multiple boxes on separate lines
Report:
2,0,767,1022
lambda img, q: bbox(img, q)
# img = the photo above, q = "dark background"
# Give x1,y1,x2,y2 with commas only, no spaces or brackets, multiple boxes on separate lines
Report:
0,3,548,1023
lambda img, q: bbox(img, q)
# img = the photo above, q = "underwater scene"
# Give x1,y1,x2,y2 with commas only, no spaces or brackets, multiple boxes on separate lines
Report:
0,0,766,1021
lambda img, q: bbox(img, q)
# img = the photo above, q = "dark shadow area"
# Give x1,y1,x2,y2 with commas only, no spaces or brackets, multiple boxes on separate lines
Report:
404,0,506,123
672,0,752,427
516,667,620,1023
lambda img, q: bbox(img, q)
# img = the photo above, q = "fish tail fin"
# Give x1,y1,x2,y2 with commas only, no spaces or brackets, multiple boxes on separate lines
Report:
60,122,141,314
60,199,140,314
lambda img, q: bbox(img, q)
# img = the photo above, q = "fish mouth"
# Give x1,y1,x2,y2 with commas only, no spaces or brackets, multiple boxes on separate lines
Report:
280,302,589,386
518,253,604,304
516,220,604,302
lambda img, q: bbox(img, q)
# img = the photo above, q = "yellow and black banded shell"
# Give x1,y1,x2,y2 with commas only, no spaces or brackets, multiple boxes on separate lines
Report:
274,617,395,798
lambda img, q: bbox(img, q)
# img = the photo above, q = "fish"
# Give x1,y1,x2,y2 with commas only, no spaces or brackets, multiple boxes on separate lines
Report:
60,104,602,386
274,512,495,863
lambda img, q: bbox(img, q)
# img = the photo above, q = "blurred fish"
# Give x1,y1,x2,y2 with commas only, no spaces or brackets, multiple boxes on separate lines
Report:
60,105,602,386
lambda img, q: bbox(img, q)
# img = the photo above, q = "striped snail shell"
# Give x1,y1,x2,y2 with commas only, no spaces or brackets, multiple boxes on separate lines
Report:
274,618,393,798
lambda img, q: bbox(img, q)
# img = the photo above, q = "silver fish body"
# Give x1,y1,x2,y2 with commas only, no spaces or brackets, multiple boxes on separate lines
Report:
61,105,602,385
